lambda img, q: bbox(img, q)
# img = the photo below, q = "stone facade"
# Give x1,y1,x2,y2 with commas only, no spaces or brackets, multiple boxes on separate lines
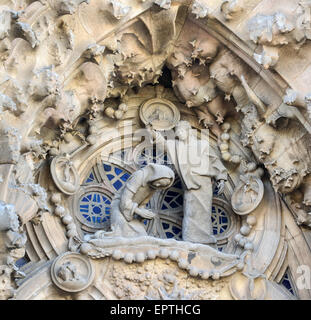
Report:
0,0,310,300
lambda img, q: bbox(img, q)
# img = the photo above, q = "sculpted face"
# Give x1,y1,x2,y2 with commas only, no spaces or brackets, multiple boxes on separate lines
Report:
176,127,188,141
150,177,172,189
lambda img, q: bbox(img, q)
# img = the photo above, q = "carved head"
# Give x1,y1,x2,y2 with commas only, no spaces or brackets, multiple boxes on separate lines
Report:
150,178,172,189
175,121,191,141
143,163,175,190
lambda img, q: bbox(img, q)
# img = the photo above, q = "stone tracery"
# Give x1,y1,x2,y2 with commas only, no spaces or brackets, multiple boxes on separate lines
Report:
0,0,310,300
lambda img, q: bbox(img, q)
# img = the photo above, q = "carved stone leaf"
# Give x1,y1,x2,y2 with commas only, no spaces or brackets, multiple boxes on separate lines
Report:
114,6,179,87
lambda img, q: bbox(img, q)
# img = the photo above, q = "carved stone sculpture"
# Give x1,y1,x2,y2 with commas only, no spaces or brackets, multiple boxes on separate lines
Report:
150,120,227,244
50,155,80,195
94,163,175,238
140,97,180,130
231,161,264,215
51,252,94,293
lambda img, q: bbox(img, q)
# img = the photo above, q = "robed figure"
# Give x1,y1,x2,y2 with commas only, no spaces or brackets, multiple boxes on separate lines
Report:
95,163,175,238
150,121,227,244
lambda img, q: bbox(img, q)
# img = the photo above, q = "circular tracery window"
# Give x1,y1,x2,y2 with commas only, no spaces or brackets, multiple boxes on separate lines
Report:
137,145,169,167
160,178,183,211
79,175,231,239
75,184,114,232
102,163,131,191
78,191,112,229
161,221,182,240
212,204,230,235
156,203,231,241
77,146,236,241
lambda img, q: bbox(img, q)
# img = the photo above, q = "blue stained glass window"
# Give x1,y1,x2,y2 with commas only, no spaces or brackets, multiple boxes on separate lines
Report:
107,174,114,181
113,180,123,191
137,146,170,168
104,164,111,171
120,173,130,181
213,184,220,196
211,205,230,235
162,221,182,240
114,167,123,175
78,192,112,228
161,178,184,211
166,232,174,238
103,163,131,192
86,172,95,183
281,269,296,296
84,170,98,184
174,179,182,189
162,223,169,230
172,226,181,234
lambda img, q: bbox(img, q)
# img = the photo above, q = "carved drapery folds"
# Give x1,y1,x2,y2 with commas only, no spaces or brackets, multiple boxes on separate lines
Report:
0,0,310,300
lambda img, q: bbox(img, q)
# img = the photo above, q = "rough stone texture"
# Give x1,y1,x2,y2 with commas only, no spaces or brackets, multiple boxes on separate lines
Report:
0,0,310,300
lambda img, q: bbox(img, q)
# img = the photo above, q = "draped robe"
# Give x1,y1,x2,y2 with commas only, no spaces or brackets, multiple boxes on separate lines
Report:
157,132,227,244
110,164,175,237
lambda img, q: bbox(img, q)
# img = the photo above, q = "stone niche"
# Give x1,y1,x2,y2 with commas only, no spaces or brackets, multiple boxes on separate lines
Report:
0,0,310,301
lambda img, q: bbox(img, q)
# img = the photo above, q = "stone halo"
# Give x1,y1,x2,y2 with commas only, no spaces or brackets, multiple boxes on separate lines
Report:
139,98,180,131
51,252,95,293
